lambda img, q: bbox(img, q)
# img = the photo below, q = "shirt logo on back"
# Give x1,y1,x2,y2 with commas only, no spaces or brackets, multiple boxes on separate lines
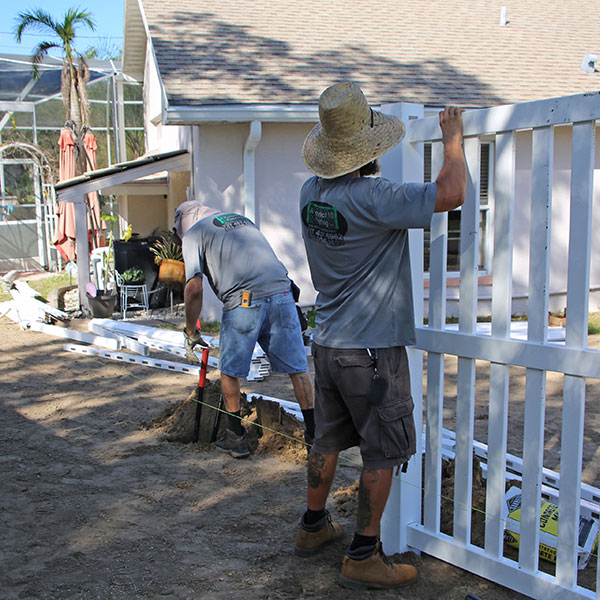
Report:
212,213,252,231
302,201,347,247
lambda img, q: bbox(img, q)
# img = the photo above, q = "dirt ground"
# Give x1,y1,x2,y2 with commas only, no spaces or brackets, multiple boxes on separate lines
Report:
2,309,598,599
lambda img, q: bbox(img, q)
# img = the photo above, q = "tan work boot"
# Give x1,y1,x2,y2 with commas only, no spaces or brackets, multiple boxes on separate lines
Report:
295,511,344,557
339,542,418,590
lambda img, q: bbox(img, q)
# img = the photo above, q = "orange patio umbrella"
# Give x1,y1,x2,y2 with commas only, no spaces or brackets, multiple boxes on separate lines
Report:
53,127,77,261
83,130,105,248
53,128,105,261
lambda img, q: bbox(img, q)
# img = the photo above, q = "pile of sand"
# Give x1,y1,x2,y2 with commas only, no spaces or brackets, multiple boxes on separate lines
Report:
148,381,308,462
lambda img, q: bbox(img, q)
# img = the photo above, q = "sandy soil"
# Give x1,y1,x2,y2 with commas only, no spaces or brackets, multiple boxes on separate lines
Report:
2,311,598,599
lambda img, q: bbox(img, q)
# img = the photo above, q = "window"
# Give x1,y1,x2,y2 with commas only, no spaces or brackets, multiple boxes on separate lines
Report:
423,142,492,274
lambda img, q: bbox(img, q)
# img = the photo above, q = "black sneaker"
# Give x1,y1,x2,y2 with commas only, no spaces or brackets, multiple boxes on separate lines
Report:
216,428,250,458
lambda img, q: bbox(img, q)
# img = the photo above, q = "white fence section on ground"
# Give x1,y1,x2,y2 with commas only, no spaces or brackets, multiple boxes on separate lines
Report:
381,92,600,600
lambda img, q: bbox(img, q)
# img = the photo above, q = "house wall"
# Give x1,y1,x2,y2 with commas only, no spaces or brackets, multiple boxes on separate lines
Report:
124,194,169,237
169,171,191,227
502,126,600,314
189,121,316,319
254,122,315,297
143,44,162,149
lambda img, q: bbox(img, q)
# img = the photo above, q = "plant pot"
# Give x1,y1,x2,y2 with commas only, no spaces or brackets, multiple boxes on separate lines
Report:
87,291,118,318
158,259,186,285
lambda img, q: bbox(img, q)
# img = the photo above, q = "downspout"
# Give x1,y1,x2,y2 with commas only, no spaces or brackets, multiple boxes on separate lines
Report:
243,120,262,224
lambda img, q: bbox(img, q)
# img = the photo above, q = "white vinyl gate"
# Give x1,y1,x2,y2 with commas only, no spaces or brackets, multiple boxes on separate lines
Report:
380,92,600,599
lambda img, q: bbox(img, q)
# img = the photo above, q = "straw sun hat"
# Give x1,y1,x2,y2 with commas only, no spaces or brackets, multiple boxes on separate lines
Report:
302,81,405,179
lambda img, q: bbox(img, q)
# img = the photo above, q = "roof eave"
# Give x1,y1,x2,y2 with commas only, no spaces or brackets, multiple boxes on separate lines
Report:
122,0,147,82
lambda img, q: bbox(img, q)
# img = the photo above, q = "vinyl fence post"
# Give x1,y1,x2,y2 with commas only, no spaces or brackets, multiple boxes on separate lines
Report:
379,102,425,554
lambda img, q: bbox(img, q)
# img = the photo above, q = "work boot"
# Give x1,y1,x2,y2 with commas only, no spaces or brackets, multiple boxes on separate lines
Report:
216,428,250,458
339,542,418,590
295,510,344,557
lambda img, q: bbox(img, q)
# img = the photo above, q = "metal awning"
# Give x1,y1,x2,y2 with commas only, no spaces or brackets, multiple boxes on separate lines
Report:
54,149,190,315
55,149,189,200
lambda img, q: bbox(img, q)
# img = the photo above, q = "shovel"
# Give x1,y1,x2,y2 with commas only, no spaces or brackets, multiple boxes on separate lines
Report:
192,319,210,443
193,346,210,443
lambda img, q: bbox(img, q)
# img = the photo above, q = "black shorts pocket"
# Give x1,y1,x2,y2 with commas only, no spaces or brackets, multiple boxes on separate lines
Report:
376,396,416,460
333,352,373,397
334,353,373,368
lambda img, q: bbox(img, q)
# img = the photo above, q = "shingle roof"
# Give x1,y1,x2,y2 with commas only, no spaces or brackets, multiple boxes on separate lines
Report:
126,0,600,108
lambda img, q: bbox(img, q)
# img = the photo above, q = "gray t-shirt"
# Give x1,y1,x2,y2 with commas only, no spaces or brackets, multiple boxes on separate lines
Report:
182,212,290,311
300,175,437,348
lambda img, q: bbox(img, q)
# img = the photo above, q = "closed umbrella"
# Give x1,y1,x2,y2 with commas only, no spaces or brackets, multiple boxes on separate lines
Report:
53,128,77,261
83,131,105,248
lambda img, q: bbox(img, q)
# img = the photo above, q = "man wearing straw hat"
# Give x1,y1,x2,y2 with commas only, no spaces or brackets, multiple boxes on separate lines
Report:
295,81,466,590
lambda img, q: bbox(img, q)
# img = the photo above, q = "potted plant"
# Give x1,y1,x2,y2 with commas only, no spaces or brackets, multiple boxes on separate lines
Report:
121,266,145,285
150,234,186,285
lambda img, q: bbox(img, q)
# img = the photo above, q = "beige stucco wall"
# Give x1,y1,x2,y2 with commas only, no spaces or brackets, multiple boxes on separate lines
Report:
169,171,192,227
115,174,190,240
188,121,315,318
124,194,169,237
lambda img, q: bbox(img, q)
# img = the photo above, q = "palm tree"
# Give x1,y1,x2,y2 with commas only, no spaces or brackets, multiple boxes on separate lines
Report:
14,7,96,137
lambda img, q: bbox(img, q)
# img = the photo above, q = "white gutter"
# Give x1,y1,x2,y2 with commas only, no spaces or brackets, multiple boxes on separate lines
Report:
164,104,319,124
243,121,262,223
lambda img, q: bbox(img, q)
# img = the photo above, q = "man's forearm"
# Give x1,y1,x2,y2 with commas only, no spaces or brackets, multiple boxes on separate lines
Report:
434,106,467,213
184,277,204,332
435,138,467,212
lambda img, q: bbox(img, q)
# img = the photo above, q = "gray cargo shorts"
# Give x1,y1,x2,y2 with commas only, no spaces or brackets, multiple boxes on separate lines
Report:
311,343,416,470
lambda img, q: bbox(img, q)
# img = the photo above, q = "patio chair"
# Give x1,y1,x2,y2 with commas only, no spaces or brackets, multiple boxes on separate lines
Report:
115,271,149,319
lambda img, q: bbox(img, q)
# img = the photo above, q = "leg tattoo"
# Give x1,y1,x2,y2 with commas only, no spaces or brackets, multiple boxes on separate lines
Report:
356,469,379,533
307,452,326,489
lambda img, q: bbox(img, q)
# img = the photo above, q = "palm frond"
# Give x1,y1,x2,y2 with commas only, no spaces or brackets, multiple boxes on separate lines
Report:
14,9,59,42
31,41,60,79
65,8,96,32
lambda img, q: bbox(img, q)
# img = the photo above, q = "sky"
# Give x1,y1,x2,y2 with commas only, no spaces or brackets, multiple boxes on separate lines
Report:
0,1,125,58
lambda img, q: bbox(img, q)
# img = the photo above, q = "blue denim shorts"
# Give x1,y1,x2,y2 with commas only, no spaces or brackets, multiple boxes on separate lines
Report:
219,290,308,378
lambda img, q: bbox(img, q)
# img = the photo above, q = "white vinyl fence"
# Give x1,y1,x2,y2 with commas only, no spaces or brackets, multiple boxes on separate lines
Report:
381,92,600,599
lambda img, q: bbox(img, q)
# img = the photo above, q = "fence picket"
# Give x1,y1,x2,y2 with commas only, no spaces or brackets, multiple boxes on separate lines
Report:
557,121,596,586
453,137,480,543
385,94,600,600
424,142,446,532
485,131,515,557
520,125,554,573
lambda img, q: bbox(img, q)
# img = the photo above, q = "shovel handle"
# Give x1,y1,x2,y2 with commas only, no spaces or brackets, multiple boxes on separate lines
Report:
198,348,209,387
193,318,210,443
